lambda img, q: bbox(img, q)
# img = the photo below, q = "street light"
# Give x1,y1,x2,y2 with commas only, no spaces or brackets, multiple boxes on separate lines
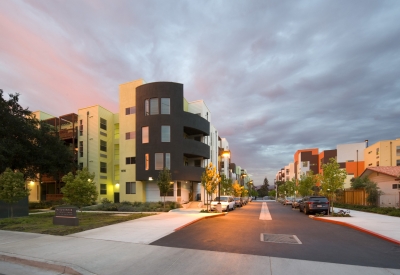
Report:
218,150,231,208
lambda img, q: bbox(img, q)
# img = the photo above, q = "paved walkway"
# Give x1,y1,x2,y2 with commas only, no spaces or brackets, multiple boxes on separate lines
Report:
0,201,399,275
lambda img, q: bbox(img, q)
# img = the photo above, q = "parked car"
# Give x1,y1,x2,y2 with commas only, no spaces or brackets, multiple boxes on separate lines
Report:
242,196,249,205
291,198,303,209
299,196,329,215
234,197,243,207
283,197,294,205
210,196,235,211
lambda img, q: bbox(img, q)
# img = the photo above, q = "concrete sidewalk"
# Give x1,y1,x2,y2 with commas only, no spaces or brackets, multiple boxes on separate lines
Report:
1,202,400,275
311,207,400,245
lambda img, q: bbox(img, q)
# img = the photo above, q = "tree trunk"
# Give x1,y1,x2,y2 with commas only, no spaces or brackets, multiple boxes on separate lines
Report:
163,196,166,209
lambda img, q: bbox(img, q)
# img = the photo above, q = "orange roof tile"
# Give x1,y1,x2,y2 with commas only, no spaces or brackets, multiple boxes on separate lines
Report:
364,166,400,178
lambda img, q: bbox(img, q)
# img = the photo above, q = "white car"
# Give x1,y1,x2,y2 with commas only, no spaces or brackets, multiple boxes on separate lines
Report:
210,196,235,211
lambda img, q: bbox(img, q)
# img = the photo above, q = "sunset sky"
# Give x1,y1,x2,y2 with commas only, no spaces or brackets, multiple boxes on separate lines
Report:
1,0,399,186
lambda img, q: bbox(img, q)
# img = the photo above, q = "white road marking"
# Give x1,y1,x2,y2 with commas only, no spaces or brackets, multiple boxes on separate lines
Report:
259,202,272,220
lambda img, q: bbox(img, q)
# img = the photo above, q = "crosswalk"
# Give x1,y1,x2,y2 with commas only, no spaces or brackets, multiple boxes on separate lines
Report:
259,202,272,220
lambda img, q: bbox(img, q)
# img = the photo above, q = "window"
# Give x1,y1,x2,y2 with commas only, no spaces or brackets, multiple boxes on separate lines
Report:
161,98,170,114
125,106,136,115
100,162,107,173
392,184,400,189
376,148,379,155
145,154,149,170
161,126,170,142
79,120,83,136
142,127,149,143
100,118,107,130
126,182,136,194
155,153,163,170
397,146,400,156
100,132,107,137
302,161,308,167
79,141,83,157
100,154,107,158
397,159,400,166
166,153,170,169
100,184,107,195
145,99,149,116
376,161,379,166
160,184,173,196
126,157,136,164
150,98,159,115
79,162,83,170
126,131,135,140
100,140,107,152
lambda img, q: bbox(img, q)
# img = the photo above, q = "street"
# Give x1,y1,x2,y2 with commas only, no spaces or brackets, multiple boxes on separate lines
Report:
151,201,400,269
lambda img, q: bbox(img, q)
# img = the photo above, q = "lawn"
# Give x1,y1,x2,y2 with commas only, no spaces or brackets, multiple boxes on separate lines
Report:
0,212,154,236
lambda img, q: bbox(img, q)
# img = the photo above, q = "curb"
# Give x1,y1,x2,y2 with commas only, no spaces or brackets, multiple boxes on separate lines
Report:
310,216,400,245
0,253,91,275
174,213,226,231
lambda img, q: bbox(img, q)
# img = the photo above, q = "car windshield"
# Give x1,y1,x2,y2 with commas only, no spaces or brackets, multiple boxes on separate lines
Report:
214,197,228,202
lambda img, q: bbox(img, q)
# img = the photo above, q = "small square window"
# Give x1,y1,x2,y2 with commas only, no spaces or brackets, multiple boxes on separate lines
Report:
126,106,136,115
126,182,136,194
126,132,135,140
100,140,107,152
100,118,107,130
126,157,136,164
100,162,107,173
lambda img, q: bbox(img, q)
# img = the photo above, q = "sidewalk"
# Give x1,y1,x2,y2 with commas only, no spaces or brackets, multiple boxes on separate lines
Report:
1,203,400,275
311,207,400,245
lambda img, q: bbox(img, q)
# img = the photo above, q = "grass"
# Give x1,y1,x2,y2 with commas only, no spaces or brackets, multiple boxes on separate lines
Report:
0,212,154,236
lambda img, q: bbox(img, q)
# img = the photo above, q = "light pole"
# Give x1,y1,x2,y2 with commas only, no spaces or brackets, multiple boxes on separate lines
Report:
217,150,230,211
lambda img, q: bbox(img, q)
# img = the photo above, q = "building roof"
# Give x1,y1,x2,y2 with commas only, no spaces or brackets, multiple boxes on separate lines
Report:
361,166,400,178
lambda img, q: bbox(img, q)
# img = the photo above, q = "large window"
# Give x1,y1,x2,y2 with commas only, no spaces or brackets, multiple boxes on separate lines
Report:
100,140,107,152
145,99,149,116
100,184,107,195
150,98,159,115
79,141,83,157
100,118,107,130
165,153,170,169
142,127,149,143
145,154,149,170
161,98,170,114
161,126,170,142
397,146,400,156
100,162,107,173
126,182,136,194
126,157,135,164
126,132,135,140
79,120,83,136
155,153,163,170
125,106,136,115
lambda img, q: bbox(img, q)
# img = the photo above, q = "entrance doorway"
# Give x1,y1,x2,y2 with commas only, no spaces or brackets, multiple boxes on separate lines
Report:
114,192,120,203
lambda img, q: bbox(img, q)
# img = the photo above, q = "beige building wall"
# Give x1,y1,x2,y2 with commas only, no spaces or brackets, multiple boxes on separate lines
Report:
118,79,146,202
78,105,116,202
364,139,400,168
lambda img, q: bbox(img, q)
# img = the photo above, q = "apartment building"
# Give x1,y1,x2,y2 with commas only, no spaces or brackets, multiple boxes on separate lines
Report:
336,142,366,188
294,148,319,180
29,80,240,204
364,139,400,168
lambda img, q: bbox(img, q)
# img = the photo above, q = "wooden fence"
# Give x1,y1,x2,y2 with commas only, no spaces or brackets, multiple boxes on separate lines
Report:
336,189,367,205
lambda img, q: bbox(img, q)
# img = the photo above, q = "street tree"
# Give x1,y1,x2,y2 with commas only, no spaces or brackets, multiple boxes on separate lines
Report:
319,158,347,213
157,167,172,209
220,174,233,195
0,168,30,218
232,181,243,197
61,168,97,211
298,171,317,197
285,178,296,197
365,181,381,206
201,162,220,211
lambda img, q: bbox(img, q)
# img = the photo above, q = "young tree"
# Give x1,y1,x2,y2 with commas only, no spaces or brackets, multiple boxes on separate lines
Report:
285,178,296,197
0,168,30,218
232,181,243,197
201,163,220,211
298,171,317,197
319,158,347,213
365,181,382,206
157,167,172,209
220,174,233,195
61,168,97,211
269,189,276,198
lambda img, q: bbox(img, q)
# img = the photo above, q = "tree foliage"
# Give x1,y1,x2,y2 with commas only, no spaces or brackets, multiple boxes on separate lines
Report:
0,168,30,217
319,158,347,212
220,174,233,195
232,181,243,197
61,168,97,211
201,162,220,211
0,90,74,180
298,171,317,197
157,167,172,209
285,178,296,197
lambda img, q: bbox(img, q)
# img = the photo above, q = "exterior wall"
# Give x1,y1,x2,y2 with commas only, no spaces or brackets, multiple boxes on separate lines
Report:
337,143,365,187
294,148,319,180
367,171,400,207
32,111,54,121
220,138,231,178
364,139,400,168
119,79,145,202
77,105,115,202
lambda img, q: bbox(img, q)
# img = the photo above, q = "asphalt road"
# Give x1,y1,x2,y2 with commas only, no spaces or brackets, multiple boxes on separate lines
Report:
151,201,400,269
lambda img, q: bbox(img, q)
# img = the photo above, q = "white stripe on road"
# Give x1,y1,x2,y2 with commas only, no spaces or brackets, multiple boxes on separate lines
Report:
259,202,272,220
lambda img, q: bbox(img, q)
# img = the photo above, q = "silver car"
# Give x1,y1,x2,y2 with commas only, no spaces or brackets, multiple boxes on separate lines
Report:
210,196,235,211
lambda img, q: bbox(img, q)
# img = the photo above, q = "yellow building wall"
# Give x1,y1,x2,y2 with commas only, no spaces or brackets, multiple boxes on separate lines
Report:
364,139,400,168
118,79,145,202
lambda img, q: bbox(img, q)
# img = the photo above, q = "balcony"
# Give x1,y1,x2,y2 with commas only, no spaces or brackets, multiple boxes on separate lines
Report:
182,139,210,159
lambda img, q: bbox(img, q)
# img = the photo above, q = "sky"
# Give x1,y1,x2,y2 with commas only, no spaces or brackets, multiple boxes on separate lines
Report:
1,0,399,186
